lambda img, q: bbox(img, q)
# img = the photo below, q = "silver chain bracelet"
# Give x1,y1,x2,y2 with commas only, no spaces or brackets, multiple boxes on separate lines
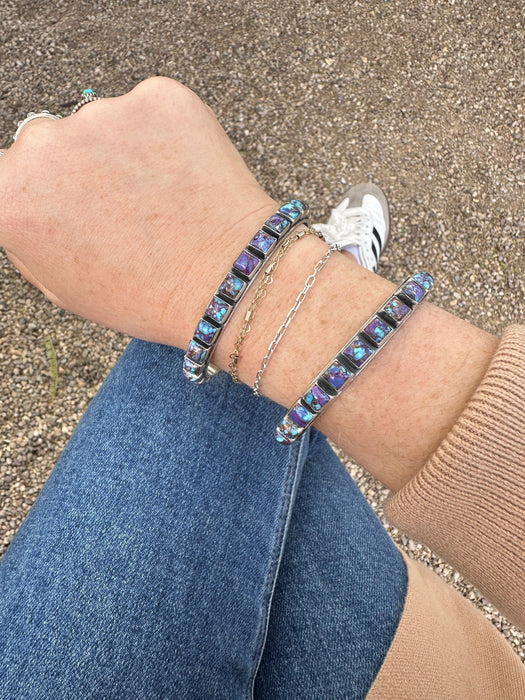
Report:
253,242,340,396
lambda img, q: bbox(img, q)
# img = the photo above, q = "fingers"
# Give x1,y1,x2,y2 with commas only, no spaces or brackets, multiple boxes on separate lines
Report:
13,111,62,143
0,113,59,169
0,96,99,158
0,77,189,160
11,113,62,150
0,77,207,250
0,112,63,161
0,111,68,250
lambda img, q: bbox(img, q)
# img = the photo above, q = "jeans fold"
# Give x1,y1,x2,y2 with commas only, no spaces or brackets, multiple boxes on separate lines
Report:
0,339,407,700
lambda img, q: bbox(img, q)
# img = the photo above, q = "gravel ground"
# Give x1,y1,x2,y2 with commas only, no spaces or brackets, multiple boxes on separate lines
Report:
1,0,524,663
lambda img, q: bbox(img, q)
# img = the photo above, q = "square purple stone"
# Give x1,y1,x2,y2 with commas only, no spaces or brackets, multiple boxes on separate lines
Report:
265,214,289,234
183,357,201,377
289,403,314,429
402,280,425,302
183,366,201,383
195,319,218,345
279,200,304,220
219,272,245,300
275,429,292,445
233,249,261,277
322,360,352,391
276,417,300,443
363,317,392,345
249,229,276,255
304,384,331,412
382,298,412,324
187,339,207,364
413,271,433,290
342,337,374,368
205,296,231,324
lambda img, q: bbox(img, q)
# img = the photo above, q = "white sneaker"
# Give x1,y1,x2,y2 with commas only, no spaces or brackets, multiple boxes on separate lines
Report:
312,183,390,272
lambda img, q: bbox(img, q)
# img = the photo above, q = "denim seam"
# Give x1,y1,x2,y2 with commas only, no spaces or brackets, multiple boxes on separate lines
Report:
245,432,310,699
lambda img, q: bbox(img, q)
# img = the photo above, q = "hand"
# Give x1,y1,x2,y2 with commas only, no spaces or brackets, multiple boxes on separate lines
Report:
0,77,277,347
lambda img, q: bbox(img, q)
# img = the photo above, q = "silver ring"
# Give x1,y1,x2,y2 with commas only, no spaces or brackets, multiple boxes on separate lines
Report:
0,151,4,157
71,89,101,115
13,111,62,142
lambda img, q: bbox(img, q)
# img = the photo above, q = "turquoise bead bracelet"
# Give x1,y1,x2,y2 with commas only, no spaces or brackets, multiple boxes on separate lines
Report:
183,200,309,384
274,271,434,444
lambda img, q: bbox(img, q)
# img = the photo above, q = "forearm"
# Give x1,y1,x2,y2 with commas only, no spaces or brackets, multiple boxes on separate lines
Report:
173,203,498,491
0,79,499,492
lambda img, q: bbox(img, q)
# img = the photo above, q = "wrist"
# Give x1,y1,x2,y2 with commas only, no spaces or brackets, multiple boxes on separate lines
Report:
161,195,278,351
201,228,497,492
170,196,498,493
212,233,396,404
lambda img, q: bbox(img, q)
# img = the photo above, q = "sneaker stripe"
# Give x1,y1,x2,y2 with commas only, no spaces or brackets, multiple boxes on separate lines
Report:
371,238,379,262
372,227,384,250
313,185,390,273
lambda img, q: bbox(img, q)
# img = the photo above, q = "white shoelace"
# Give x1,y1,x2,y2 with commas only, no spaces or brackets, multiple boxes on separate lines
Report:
313,198,373,247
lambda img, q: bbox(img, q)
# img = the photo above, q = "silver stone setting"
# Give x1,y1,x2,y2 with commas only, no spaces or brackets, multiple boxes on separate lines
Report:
183,201,310,384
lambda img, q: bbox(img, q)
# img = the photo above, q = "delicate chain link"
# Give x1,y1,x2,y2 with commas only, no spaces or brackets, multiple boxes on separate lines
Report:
253,242,340,396
229,228,323,382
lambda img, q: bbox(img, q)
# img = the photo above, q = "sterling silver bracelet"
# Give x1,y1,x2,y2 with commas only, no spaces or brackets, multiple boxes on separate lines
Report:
274,271,434,444
183,200,309,384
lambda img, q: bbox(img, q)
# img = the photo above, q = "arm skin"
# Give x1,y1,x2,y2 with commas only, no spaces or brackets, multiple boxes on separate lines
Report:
0,78,498,492
183,214,498,492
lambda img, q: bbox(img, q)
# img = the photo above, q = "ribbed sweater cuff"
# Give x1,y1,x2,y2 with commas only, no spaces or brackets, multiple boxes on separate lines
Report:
384,324,525,630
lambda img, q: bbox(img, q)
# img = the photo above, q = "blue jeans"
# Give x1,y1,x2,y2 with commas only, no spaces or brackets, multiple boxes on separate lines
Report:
0,340,407,699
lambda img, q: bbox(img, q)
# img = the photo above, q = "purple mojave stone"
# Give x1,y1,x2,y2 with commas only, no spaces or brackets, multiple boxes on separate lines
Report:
187,339,207,364
205,296,231,324
289,403,313,429
304,384,331,412
322,360,352,391
363,317,392,345
219,272,245,300
276,417,300,443
249,229,276,254
342,337,374,367
402,280,425,302
183,367,201,383
279,200,304,220
413,271,433,290
275,429,292,445
233,249,260,277
382,298,411,324
195,319,218,345
183,357,201,376
265,214,289,234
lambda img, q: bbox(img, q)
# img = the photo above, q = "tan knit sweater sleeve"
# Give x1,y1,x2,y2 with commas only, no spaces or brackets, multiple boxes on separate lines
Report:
367,550,525,699
384,324,525,630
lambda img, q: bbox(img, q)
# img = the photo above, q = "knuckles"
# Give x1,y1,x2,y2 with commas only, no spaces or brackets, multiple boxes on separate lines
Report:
131,75,189,100
128,76,213,120
13,117,59,151
13,77,214,157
